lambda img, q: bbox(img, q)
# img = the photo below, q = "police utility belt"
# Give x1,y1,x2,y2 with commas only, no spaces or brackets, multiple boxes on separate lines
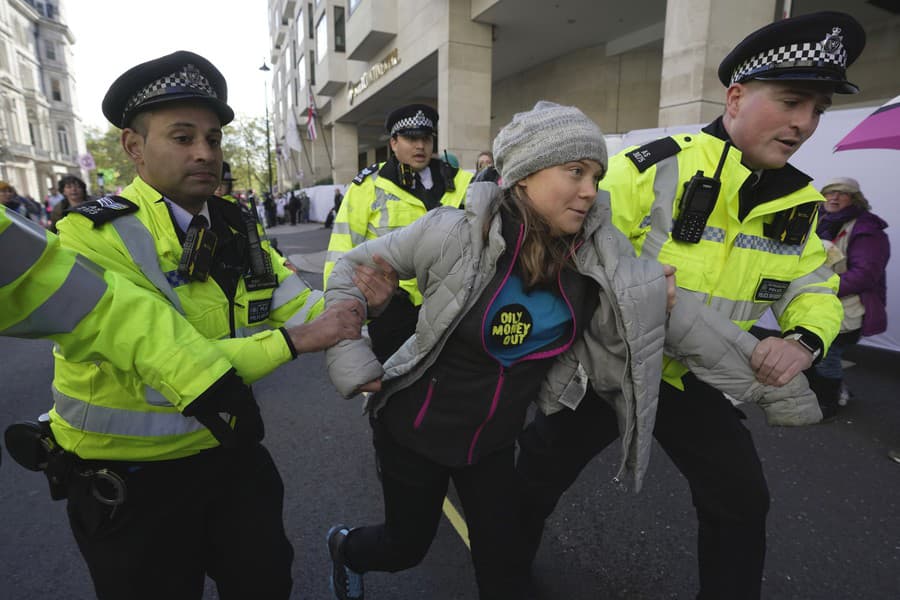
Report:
670,141,816,246
4,416,126,509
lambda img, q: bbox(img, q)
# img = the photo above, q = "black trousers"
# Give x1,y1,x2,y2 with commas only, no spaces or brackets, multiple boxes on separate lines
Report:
66,443,293,600
344,420,532,599
517,376,770,600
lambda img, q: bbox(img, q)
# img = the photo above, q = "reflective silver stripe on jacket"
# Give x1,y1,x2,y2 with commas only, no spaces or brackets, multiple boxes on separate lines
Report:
733,233,804,256
0,210,47,287
53,386,207,436
110,215,184,312
144,386,174,407
1,256,107,337
270,273,312,311
372,188,397,237
771,264,837,317
281,288,324,328
638,155,680,260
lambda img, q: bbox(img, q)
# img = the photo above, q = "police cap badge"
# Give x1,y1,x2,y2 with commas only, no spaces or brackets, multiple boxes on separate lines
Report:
102,50,234,128
718,11,866,94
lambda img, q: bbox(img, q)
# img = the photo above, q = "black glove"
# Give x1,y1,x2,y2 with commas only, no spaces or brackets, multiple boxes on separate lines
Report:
182,369,264,448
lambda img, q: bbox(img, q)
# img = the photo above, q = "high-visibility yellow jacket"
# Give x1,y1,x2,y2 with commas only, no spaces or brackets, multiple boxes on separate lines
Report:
51,177,324,461
323,160,471,304
602,126,842,387
1,206,233,404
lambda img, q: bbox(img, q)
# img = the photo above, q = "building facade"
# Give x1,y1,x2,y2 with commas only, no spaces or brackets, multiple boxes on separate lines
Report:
0,0,86,200
266,0,900,189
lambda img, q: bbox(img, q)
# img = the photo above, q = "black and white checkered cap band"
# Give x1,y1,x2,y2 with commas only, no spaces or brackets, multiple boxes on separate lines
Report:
390,111,434,136
730,42,848,85
123,64,217,118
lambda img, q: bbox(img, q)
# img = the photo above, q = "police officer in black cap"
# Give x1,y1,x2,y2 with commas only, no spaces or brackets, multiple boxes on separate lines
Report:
324,103,473,362
46,50,365,600
517,12,866,600
214,160,239,202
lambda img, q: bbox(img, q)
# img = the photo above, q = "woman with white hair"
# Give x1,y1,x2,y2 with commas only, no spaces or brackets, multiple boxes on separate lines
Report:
813,177,890,419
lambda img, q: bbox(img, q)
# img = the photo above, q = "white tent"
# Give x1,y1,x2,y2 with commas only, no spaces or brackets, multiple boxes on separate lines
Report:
607,105,899,353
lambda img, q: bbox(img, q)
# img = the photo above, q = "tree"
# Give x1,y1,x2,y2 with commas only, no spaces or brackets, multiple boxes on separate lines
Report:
222,115,277,194
83,115,276,195
84,125,135,192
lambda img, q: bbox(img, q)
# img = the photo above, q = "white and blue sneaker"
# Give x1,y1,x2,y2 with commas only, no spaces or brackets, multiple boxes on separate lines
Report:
327,524,365,600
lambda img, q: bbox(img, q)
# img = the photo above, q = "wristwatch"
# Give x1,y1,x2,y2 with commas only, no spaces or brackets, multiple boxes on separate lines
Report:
783,331,823,361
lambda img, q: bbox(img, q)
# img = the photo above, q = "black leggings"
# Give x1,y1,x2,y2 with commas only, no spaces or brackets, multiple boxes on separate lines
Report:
517,376,770,600
344,420,532,600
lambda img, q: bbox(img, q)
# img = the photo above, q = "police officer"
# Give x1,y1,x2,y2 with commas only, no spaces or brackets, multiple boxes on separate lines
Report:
324,103,473,362
48,50,364,599
1,205,244,454
517,12,865,599
214,160,239,202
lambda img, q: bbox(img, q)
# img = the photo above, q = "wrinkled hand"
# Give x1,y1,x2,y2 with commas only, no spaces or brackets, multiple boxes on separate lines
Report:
286,299,364,354
353,254,399,314
750,337,814,387
357,379,382,394
663,264,677,313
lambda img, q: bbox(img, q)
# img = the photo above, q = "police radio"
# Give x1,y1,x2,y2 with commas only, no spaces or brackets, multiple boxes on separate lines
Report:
764,201,817,246
672,173,720,243
671,141,730,244
178,225,217,281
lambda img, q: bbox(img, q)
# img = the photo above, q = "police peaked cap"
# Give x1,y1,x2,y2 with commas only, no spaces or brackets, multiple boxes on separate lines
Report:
718,11,865,94
385,104,438,137
102,50,235,128
221,161,237,181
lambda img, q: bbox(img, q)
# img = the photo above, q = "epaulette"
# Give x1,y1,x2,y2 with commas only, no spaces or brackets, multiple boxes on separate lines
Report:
625,137,682,173
352,163,380,186
69,195,139,227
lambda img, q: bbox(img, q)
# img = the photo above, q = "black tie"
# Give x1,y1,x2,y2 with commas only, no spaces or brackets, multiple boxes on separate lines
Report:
190,214,209,231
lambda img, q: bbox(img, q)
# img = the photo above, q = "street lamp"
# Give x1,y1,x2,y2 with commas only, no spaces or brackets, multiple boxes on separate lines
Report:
259,60,274,197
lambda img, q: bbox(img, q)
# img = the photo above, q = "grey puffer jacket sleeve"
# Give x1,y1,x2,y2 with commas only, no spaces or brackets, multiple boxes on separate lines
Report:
664,289,822,426
323,206,467,398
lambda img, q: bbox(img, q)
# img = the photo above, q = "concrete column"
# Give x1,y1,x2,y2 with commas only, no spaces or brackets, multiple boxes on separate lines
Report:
658,0,776,126
437,0,492,172
331,122,359,185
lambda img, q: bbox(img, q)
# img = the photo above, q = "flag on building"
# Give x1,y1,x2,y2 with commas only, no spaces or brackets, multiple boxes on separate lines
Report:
306,91,318,141
286,109,303,153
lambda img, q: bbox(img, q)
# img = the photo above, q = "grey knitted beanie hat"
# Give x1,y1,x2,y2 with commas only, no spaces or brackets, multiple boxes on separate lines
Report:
492,101,607,189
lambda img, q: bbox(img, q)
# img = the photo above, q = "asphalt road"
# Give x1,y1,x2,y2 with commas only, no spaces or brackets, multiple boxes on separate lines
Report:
1,224,898,599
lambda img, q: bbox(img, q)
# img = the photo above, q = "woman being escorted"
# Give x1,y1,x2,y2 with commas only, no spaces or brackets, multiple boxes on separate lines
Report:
322,101,816,599
324,101,670,599
812,177,889,418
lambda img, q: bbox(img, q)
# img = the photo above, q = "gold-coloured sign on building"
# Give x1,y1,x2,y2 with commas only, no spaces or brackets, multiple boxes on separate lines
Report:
348,48,401,105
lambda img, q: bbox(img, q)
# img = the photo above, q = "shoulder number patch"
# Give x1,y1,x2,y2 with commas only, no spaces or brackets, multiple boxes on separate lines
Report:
626,137,682,173
70,196,139,227
352,163,380,186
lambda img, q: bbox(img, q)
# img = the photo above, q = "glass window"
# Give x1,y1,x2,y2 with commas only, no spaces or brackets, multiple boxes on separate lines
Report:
50,78,62,101
309,50,316,86
334,6,345,53
308,3,314,39
57,125,70,155
298,7,304,40
298,53,307,91
348,0,362,15
45,40,56,61
316,13,327,62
